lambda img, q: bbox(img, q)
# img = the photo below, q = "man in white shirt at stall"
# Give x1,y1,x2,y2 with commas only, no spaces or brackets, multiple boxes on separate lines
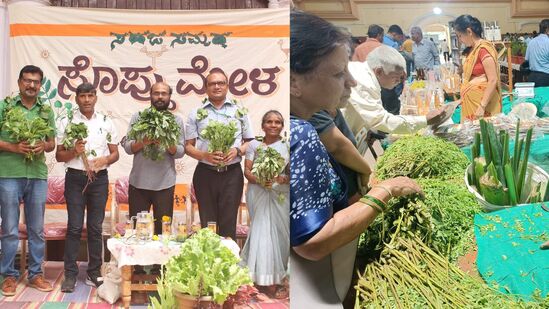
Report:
342,45,449,148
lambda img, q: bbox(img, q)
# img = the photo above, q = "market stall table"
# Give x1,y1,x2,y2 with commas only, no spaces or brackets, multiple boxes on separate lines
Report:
107,236,240,308
451,86,549,123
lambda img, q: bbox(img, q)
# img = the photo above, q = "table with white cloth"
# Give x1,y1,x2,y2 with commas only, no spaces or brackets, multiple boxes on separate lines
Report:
107,236,240,308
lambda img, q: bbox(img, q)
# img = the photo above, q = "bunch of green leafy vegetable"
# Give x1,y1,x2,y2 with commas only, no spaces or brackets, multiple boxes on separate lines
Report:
1,107,53,162
251,146,286,185
375,136,469,181
469,119,547,206
127,107,180,161
358,178,480,262
61,122,88,149
357,236,548,308
200,120,238,164
163,228,252,305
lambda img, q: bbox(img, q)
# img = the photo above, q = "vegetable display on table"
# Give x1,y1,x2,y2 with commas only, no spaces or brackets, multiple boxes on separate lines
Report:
356,236,548,308
200,120,238,167
127,107,180,161
375,136,469,181
358,178,480,262
1,107,53,162
161,228,252,305
468,119,548,206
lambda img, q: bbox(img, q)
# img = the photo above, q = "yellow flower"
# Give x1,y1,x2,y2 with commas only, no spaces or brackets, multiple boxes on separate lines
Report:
162,216,171,222
152,235,159,241
114,233,121,239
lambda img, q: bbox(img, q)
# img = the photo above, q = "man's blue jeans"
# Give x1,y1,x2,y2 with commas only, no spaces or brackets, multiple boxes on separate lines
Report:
0,178,47,279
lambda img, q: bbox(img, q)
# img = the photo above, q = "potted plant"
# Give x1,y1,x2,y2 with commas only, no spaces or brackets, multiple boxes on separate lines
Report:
150,228,252,308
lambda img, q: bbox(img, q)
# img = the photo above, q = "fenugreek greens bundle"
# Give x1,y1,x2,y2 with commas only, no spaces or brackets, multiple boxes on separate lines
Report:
127,107,180,161
375,135,469,181
358,178,480,262
1,107,53,162
200,120,238,166
251,145,286,185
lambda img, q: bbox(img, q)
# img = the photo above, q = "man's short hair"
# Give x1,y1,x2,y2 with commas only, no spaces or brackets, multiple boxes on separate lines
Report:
18,65,43,81
207,68,228,81
367,25,384,38
410,26,423,36
76,82,96,96
540,19,549,34
387,25,403,35
367,45,406,74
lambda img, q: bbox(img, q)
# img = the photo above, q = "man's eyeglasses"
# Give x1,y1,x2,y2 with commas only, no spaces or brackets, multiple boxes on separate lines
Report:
21,78,41,86
207,81,227,87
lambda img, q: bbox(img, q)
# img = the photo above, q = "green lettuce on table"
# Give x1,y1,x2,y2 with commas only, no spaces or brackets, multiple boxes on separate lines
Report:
163,229,252,304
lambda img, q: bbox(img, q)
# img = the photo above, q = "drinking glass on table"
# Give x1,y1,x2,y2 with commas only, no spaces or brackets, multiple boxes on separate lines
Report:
207,221,217,234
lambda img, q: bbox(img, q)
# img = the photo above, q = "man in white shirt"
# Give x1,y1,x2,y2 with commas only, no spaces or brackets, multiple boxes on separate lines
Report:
56,82,120,293
342,45,448,149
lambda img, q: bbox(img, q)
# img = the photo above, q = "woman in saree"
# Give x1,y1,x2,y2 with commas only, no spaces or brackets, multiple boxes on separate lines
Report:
455,14,502,122
241,110,289,298
290,10,424,308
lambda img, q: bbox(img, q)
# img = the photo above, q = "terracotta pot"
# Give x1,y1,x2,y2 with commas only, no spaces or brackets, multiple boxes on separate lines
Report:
173,290,218,309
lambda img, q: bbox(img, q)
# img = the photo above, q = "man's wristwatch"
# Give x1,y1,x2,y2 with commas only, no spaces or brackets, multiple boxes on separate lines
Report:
235,147,242,157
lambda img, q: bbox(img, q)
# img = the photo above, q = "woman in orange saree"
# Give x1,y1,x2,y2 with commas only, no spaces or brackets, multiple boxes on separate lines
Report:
455,15,502,122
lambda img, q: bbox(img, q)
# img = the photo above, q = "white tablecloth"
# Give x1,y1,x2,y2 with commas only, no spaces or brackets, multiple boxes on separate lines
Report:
107,237,240,267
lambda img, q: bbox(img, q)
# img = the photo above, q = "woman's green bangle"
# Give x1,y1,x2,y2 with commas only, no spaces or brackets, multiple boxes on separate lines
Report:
359,198,384,213
360,194,387,212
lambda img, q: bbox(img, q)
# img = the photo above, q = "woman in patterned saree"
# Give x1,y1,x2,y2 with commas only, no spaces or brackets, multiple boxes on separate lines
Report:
455,14,502,122
289,10,424,308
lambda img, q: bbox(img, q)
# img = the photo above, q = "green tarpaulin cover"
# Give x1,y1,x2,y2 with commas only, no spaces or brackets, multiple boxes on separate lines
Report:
474,204,549,299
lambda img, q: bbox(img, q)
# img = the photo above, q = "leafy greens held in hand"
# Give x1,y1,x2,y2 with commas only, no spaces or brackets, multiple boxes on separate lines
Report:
61,122,88,149
251,145,286,186
200,120,238,166
61,121,97,186
164,228,252,304
2,107,53,162
127,107,180,161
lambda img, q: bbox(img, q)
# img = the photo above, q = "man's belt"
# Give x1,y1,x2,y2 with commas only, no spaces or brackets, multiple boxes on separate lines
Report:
198,162,240,173
67,167,107,176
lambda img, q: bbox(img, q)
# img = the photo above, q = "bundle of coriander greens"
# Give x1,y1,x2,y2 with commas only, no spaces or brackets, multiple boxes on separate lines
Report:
251,145,286,186
1,103,53,162
127,107,180,161
200,120,238,167
355,135,548,307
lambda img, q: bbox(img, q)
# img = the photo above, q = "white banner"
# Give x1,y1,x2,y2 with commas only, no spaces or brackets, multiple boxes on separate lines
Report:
8,4,289,183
